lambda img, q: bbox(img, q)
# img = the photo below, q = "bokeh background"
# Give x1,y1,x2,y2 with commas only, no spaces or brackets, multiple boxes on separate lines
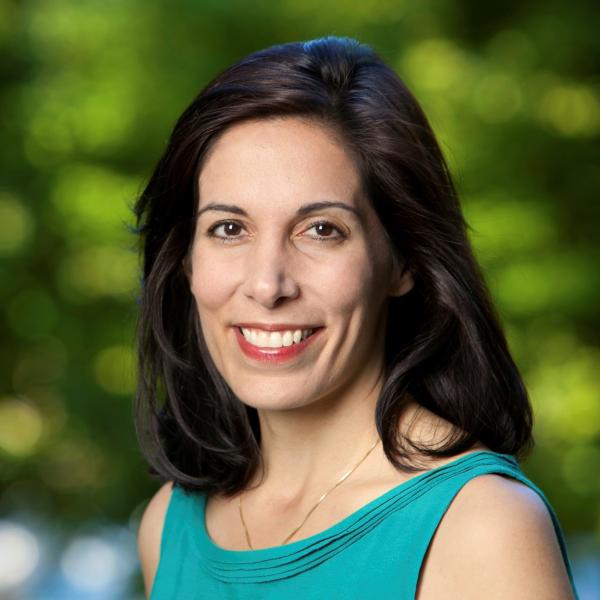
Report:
1,0,599,598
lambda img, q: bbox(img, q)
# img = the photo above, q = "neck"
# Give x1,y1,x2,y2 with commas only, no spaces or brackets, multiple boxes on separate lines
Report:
247,367,387,506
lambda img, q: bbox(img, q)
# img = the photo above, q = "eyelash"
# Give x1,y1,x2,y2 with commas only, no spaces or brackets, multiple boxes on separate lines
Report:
205,220,346,244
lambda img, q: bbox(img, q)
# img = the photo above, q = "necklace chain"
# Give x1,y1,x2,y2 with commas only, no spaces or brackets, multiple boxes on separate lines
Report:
238,436,381,550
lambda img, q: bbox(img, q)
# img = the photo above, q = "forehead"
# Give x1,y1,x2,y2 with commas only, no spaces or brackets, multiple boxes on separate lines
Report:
197,117,365,213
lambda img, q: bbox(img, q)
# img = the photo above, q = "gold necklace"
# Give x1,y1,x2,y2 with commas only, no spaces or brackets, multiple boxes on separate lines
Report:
238,436,381,550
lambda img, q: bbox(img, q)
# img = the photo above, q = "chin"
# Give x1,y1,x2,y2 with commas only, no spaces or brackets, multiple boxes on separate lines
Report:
235,389,314,412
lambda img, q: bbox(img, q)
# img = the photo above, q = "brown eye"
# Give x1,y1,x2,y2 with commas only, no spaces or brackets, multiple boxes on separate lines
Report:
222,223,242,236
305,220,345,241
316,223,334,236
207,221,245,243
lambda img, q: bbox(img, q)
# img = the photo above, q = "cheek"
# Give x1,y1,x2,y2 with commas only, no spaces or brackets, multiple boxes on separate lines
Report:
189,251,235,310
323,250,380,313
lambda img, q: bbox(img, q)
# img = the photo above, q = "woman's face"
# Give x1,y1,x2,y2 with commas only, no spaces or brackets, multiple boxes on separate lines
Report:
188,116,413,412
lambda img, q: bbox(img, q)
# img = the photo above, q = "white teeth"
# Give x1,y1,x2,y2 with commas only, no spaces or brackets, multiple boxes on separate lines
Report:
240,327,316,348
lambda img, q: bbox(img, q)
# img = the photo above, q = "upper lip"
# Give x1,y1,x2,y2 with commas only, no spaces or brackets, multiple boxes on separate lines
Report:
234,322,323,331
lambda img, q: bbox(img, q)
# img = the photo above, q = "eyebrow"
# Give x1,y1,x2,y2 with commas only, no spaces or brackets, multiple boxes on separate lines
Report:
196,200,362,219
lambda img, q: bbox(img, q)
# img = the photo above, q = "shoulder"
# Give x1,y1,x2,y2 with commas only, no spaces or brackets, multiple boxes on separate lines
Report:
417,473,576,600
137,481,174,598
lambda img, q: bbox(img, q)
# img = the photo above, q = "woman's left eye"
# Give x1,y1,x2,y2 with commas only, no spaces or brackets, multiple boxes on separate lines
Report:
304,220,345,241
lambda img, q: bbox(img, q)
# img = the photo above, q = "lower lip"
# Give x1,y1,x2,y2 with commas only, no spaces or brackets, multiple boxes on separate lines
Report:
234,327,324,363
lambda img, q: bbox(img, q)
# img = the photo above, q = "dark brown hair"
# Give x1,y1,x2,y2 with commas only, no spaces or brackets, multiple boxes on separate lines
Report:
133,36,534,495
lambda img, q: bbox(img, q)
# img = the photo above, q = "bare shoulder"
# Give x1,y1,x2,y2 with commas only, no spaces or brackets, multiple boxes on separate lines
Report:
417,473,576,600
137,481,174,599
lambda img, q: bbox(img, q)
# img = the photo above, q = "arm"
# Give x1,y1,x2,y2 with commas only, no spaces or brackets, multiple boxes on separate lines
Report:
137,481,174,599
417,474,576,600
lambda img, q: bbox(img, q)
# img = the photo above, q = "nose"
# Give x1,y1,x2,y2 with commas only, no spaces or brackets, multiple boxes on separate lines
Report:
242,235,300,308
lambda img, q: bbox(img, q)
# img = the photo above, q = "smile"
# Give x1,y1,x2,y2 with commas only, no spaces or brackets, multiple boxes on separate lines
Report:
240,327,318,348
233,326,324,363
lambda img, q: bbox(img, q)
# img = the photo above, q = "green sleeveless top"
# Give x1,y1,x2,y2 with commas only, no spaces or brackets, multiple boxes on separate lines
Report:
149,451,579,599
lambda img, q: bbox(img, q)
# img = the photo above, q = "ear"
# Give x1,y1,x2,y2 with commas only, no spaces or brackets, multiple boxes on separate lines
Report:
181,255,191,280
389,254,414,297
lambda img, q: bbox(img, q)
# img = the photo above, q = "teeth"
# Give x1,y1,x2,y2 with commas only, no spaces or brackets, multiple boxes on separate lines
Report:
240,327,316,348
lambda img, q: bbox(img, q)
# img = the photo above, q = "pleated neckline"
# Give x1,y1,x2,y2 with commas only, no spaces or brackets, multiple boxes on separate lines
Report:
189,450,519,582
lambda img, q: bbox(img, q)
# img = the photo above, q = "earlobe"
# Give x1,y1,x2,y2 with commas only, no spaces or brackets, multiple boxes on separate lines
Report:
389,260,414,297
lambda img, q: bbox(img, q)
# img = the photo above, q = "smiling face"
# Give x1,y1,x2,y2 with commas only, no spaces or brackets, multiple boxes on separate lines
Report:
187,116,413,413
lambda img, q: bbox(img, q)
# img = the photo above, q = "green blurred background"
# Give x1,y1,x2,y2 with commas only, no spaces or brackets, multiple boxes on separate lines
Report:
0,0,598,598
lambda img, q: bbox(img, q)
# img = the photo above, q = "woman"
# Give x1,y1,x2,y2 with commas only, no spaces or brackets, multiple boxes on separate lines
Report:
134,36,579,599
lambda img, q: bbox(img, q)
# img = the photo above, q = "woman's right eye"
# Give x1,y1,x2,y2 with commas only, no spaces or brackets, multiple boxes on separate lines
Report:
206,221,245,243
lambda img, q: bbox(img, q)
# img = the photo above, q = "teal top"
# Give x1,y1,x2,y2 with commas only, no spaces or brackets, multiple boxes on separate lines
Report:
149,450,579,599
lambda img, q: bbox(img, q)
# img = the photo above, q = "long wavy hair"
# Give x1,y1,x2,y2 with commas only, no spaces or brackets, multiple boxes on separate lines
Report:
133,35,534,496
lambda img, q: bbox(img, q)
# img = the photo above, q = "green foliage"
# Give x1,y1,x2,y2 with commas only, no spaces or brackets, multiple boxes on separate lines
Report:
0,0,598,573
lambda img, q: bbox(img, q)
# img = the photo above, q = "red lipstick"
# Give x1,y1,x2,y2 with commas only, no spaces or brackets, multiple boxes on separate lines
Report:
233,326,323,363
